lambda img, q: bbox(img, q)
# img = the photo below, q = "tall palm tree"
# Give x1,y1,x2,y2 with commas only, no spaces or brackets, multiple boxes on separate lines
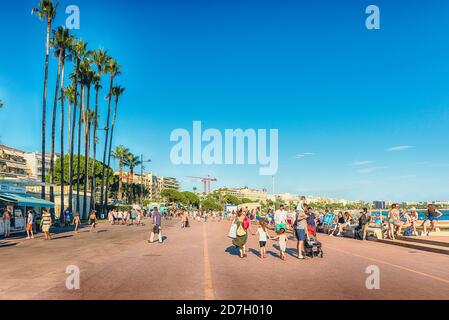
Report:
124,153,141,202
68,39,87,213
49,26,73,217
104,85,124,207
80,62,95,218
111,145,129,200
76,57,92,215
32,0,58,199
90,48,108,210
100,59,121,212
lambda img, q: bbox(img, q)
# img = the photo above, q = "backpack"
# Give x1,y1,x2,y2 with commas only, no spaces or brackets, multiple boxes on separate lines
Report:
243,216,250,230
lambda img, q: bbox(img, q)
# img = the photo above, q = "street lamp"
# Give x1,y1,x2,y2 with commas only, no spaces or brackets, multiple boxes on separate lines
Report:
140,154,151,206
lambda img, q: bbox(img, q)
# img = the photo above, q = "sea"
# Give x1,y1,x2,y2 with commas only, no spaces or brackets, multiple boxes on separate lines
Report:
376,209,449,221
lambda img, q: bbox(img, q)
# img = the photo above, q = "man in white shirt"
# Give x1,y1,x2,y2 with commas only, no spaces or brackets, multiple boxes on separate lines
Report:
274,204,287,232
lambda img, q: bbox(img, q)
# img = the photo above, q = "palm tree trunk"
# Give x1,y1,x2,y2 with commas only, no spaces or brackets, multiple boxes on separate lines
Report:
83,86,91,218
68,61,80,212
50,49,63,215
91,86,100,210
76,86,84,214
118,159,123,200
100,75,114,213
41,19,51,200
104,95,118,207
59,53,66,220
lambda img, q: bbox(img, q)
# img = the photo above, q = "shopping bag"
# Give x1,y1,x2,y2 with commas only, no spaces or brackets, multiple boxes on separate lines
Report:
228,224,237,238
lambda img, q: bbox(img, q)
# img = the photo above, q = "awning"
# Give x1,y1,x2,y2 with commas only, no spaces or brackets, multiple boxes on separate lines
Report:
0,192,54,208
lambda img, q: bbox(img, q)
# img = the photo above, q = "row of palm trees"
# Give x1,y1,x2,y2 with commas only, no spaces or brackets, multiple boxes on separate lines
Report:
32,0,125,218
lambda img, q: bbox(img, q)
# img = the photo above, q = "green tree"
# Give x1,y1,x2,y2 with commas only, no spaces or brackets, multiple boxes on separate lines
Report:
241,198,253,204
32,0,58,199
224,194,240,205
90,48,109,208
68,38,87,212
111,145,130,200
183,191,200,207
101,58,121,213
201,198,223,211
50,26,74,217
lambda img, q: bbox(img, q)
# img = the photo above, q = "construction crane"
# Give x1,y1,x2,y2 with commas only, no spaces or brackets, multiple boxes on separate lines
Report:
186,175,217,194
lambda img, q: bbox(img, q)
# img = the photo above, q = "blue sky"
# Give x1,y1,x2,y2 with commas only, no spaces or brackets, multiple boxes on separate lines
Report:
1,0,449,201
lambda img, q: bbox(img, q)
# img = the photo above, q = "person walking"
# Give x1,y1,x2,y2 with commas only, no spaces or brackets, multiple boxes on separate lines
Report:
274,204,287,233
149,207,163,243
231,209,251,258
40,209,52,240
25,210,34,239
2,209,11,238
74,211,81,232
293,209,308,259
271,228,288,261
252,219,271,259
89,210,97,232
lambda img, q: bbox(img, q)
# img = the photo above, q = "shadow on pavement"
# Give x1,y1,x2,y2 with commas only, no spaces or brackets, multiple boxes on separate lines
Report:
272,244,297,258
225,245,240,256
51,235,73,240
0,241,17,248
248,248,261,257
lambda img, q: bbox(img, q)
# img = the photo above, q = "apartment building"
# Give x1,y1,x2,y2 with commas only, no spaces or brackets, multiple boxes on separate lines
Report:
0,145,29,178
221,187,268,202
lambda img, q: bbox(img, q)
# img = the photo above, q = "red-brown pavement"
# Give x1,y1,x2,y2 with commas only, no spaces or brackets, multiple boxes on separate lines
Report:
1,218,448,300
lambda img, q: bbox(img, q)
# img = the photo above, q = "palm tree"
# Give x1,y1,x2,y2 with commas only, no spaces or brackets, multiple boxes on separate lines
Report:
80,62,95,218
90,48,109,209
101,59,121,212
50,26,73,217
111,145,130,200
76,57,92,215
124,153,141,185
32,0,58,199
104,85,125,207
68,39,87,213
63,85,76,154
124,153,141,203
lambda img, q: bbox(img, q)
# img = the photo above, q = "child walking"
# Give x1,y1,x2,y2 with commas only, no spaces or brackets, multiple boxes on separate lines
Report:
272,228,288,260
73,212,81,233
253,220,271,258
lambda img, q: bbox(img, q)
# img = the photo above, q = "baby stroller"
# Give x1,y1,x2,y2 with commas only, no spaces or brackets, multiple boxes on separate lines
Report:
304,235,324,258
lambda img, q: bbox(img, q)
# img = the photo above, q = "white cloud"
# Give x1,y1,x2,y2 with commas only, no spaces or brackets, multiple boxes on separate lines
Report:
387,145,415,152
358,166,389,174
352,160,375,166
295,152,314,159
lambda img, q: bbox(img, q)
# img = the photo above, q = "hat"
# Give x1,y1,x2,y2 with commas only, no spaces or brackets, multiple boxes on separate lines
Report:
410,207,417,211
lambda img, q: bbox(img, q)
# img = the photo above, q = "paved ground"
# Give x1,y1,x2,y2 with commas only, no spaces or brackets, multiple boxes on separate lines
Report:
1,218,449,300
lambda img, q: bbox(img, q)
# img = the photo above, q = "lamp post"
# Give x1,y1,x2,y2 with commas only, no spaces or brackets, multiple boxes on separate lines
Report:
140,154,151,206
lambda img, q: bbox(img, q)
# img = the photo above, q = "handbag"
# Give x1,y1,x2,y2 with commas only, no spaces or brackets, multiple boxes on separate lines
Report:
236,224,246,237
228,224,237,239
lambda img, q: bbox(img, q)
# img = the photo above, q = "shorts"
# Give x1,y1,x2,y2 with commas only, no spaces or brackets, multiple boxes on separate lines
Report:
26,224,33,232
425,216,437,222
259,241,267,247
276,223,286,232
307,225,317,236
3,221,11,232
42,225,50,232
295,228,307,241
